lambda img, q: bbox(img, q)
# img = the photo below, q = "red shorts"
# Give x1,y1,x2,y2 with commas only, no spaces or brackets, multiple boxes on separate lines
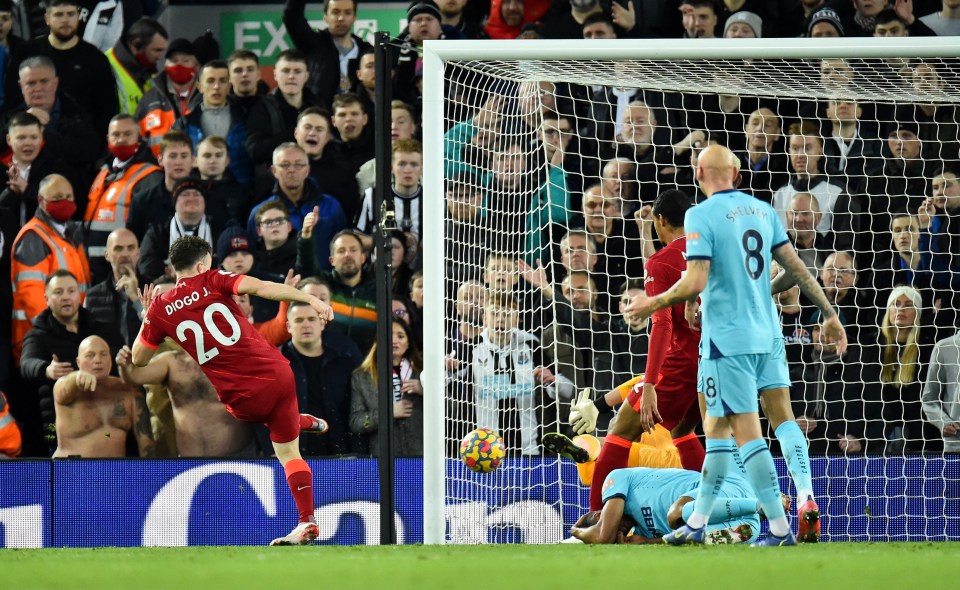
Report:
625,375,700,432
224,372,300,444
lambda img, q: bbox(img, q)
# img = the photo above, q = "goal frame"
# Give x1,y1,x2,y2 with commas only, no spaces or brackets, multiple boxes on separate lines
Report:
420,37,960,545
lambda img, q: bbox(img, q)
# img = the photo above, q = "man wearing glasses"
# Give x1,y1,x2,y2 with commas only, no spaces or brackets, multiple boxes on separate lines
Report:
247,143,348,272
817,251,872,344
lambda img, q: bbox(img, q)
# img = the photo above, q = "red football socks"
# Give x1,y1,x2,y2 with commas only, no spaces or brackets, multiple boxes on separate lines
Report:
673,432,705,472
283,458,314,523
589,434,632,510
300,414,318,431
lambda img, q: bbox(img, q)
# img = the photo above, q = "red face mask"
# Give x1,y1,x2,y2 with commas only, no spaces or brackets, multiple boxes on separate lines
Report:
134,51,156,70
165,64,196,85
45,199,76,223
108,142,139,161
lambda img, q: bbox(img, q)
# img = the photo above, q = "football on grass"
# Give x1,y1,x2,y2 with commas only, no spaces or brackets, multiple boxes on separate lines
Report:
459,428,505,473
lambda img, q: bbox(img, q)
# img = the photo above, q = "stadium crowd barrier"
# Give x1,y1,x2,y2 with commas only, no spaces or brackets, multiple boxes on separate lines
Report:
1,457,958,547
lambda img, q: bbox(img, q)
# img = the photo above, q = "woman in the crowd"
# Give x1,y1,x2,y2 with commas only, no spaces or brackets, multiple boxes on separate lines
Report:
863,286,940,454
349,316,424,457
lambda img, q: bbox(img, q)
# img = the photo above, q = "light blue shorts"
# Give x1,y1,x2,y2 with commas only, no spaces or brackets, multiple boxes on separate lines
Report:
698,339,791,418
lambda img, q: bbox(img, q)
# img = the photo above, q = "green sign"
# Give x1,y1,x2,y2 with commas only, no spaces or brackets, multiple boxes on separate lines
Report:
220,8,408,65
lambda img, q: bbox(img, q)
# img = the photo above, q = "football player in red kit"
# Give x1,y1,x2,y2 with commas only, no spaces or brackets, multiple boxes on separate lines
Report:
586,189,704,511
131,236,333,546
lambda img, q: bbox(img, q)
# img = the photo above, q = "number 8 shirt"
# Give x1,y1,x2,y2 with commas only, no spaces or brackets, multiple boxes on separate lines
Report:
684,189,790,359
139,270,293,408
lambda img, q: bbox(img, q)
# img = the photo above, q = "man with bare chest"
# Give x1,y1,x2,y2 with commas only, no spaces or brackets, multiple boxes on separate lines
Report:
116,341,255,456
53,336,155,458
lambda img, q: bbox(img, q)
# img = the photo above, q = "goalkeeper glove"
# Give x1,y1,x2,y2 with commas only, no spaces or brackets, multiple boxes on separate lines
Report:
569,388,599,435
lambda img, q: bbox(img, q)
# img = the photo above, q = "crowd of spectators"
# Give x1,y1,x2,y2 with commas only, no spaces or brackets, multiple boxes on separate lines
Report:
0,0,959,461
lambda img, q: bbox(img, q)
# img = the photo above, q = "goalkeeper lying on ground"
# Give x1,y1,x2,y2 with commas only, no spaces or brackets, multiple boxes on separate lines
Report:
570,467,787,545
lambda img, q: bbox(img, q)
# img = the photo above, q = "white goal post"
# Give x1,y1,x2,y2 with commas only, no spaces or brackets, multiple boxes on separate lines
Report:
421,37,960,545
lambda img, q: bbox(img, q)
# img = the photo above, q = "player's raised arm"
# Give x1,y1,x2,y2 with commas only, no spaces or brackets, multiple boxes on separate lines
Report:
771,242,847,354
131,325,159,368
236,275,334,322
116,345,170,386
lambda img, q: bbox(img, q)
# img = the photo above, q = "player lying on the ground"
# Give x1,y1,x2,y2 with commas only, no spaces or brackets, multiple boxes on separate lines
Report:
570,467,780,545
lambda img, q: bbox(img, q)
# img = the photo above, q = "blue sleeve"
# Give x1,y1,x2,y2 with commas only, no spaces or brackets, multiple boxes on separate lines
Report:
444,120,480,178
600,468,631,504
545,167,570,225
684,206,713,260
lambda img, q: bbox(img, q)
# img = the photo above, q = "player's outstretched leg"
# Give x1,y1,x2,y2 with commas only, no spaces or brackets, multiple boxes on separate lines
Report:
764,388,818,542
589,393,648,510
590,434,633,511
682,497,764,524
299,414,329,435
739,437,796,547
671,409,705,472
271,439,319,546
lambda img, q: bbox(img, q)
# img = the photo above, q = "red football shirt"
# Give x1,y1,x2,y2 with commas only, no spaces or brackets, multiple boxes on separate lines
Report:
643,237,701,388
139,270,291,405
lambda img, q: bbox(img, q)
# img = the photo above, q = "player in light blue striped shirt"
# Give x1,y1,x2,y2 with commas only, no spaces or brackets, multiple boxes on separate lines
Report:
628,145,846,546
570,467,763,544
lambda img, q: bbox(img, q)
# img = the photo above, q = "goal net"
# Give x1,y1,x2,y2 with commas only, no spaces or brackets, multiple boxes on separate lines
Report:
421,38,960,544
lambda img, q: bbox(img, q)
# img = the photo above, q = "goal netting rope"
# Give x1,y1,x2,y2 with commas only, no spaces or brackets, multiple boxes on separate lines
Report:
426,40,960,544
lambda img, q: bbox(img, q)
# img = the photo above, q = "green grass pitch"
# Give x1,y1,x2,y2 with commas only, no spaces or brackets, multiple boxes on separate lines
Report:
1,543,951,590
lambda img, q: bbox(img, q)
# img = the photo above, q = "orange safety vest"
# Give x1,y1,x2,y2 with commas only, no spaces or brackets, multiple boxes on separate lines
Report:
0,391,22,458
84,162,161,259
140,107,177,159
10,217,91,362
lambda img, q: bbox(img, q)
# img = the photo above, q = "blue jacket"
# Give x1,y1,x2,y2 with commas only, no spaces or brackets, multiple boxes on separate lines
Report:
246,177,348,271
177,101,253,187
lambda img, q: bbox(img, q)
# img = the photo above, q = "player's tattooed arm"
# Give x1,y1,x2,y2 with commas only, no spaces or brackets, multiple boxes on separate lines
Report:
116,346,169,386
772,244,836,320
133,391,156,458
770,266,796,294
651,259,710,310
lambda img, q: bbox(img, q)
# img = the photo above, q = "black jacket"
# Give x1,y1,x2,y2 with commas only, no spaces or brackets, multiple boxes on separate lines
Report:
245,87,323,166
308,153,361,223
0,144,90,223
250,237,298,323
280,335,363,456
6,36,119,134
328,132,375,178
125,175,173,242
83,275,143,347
19,306,122,386
138,215,226,283
204,173,254,228
283,0,372,110
0,91,100,176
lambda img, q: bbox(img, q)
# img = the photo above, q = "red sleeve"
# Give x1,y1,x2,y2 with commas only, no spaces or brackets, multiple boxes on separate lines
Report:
206,270,245,296
644,256,674,387
139,306,164,348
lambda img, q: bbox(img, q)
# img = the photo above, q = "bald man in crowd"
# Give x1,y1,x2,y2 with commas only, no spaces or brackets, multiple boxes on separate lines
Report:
116,341,256,457
52,336,154,458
